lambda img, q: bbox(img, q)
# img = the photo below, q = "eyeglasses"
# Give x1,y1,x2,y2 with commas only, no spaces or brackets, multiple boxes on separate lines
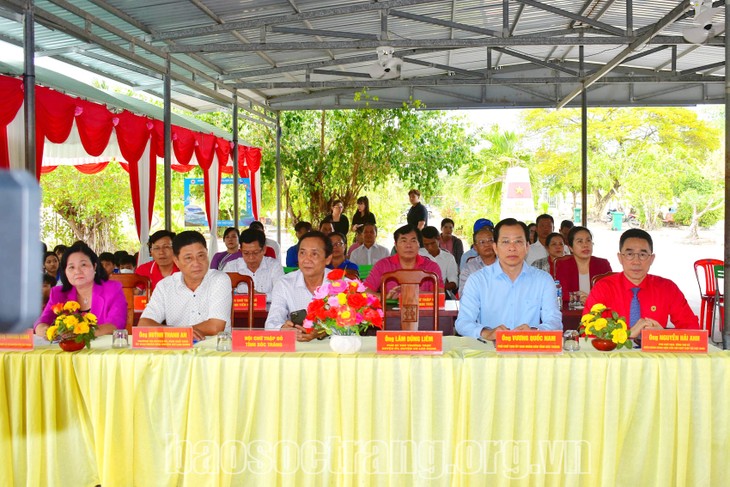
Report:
497,239,526,247
331,241,345,247
242,249,264,257
621,251,652,261
476,239,494,246
151,245,173,252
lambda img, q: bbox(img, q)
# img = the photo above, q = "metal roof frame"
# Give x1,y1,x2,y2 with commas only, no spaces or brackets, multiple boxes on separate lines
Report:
0,0,724,113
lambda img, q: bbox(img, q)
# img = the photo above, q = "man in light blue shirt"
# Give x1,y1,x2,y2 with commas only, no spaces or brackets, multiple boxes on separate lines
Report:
455,218,561,340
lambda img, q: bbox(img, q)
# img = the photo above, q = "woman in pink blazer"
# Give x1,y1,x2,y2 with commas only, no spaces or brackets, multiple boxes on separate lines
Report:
555,226,612,307
34,241,127,338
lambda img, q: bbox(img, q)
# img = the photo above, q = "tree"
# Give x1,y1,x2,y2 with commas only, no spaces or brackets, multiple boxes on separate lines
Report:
40,163,135,251
523,107,721,227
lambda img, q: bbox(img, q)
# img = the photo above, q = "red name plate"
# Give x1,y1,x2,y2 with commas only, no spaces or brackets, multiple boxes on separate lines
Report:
132,327,193,349
376,331,443,354
416,293,446,309
232,330,296,352
641,329,708,353
0,330,33,350
133,295,148,311
495,330,563,353
232,294,267,310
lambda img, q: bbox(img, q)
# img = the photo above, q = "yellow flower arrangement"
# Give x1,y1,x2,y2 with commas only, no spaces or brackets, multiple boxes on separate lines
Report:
47,301,98,349
580,303,632,350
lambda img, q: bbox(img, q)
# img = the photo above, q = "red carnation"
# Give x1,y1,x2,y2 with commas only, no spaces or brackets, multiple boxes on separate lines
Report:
327,269,346,281
363,308,383,328
347,293,368,309
370,298,383,310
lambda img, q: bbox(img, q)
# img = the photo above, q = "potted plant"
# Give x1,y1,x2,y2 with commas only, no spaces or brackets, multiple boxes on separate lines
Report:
580,303,632,351
46,301,98,351
304,269,384,354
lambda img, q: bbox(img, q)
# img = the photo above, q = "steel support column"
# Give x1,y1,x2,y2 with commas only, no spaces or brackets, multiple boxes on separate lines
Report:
164,57,172,231
23,1,35,177
723,1,729,349
276,113,282,246
233,99,239,230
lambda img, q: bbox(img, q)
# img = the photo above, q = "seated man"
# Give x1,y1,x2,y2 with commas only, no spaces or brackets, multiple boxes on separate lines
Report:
585,228,698,337
138,231,232,340
459,218,494,268
223,228,284,299
265,231,330,341
420,226,458,295
285,221,313,267
249,221,280,261
363,225,443,298
135,230,179,293
98,252,117,276
455,218,562,340
459,224,497,292
349,223,390,266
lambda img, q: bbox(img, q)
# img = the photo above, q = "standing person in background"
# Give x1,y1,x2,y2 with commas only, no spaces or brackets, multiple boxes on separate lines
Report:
406,189,428,230
351,196,376,233
325,200,350,237
249,221,280,261
527,223,537,244
210,227,241,270
438,218,464,267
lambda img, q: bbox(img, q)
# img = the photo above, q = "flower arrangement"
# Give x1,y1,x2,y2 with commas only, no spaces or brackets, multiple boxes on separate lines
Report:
304,269,384,336
46,301,98,349
580,303,632,349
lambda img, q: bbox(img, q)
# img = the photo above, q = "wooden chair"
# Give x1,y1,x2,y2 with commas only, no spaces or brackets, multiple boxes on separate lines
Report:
694,259,723,333
591,271,616,288
380,269,439,331
108,274,150,334
227,273,254,329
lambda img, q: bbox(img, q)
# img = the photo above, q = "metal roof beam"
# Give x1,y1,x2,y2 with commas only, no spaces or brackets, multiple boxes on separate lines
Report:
556,0,694,108
311,69,373,78
389,9,503,37
402,56,485,78
622,45,670,64
269,25,379,40
632,83,704,101
504,84,556,102
150,0,445,41
492,47,578,75
36,42,96,57
679,61,726,75
234,73,721,89
514,0,625,36
416,86,483,103
168,35,720,53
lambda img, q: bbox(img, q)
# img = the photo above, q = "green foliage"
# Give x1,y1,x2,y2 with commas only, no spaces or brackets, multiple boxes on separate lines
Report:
674,203,722,228
40,164,135,252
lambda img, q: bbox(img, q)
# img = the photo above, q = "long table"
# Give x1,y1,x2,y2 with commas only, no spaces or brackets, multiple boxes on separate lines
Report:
1,336,728,486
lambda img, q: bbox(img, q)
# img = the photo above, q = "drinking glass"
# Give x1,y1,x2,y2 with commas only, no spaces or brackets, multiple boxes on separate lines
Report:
563,330,580,352
216,332,232,352
112,329,129,348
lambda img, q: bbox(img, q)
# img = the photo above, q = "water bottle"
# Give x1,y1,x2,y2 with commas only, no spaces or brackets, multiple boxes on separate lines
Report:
555,280,563,311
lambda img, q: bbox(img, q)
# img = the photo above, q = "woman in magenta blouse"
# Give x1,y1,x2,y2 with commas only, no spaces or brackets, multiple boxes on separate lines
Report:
34,241,127,338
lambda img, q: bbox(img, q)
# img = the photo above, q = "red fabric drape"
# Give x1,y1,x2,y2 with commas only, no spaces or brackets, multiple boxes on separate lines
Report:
75,100,114,156
242,146,262,220
75,162,110,174
35,87,77,178
0,76,23,169
172,164,197,173
40,165,57,174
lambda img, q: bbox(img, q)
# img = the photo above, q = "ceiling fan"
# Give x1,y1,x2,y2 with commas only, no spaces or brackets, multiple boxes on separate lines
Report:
367,46,403,80
682,0,723,44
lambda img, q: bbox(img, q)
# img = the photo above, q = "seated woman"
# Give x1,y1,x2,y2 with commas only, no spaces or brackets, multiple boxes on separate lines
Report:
34,241,127,338
210,227,241,270
327,232,359,279
555,226,612,307
43,251,60,284
531,232,566,278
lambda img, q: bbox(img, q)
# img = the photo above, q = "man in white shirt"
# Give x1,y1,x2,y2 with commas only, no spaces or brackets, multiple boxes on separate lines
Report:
459,225,497,292
265,231,331,341
420,226,458,295
249,220,281,261
526,213,555,265
350,223,389,266
222,228,284,300
139,231,232,340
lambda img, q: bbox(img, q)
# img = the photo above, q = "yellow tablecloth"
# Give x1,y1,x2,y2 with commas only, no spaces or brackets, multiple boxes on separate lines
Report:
1,336,728,486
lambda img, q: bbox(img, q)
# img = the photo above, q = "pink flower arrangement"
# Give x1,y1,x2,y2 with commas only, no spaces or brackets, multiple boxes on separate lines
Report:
304,269,384,336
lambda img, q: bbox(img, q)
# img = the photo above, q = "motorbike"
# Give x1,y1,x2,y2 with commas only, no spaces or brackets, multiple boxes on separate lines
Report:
603,209,640,228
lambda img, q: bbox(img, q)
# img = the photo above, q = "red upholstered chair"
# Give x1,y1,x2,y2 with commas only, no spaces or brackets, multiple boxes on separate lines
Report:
591,272,616,288
712,264,725,337
694,259,723,333
227,273,254,329
108,274,150,334
380,269,439,331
